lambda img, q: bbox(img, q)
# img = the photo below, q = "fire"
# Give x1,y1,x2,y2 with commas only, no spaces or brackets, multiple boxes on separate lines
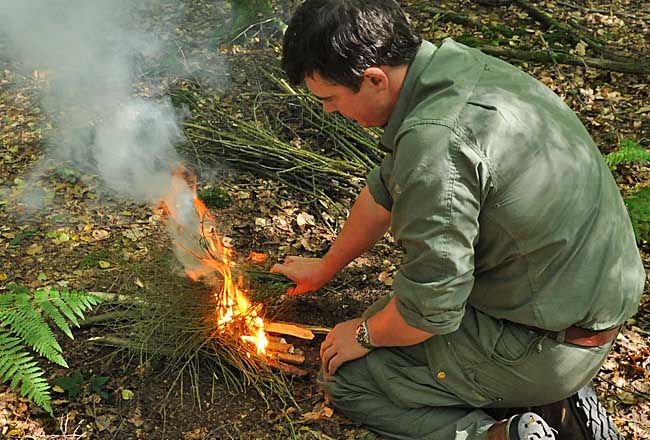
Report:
160,168,269,355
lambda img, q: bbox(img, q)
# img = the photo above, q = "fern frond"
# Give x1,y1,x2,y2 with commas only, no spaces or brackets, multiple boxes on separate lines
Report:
0,286,102,414
34,289,73,339
605,139,650,167
0,292,66,367
0,333,52,414
51,288,102,323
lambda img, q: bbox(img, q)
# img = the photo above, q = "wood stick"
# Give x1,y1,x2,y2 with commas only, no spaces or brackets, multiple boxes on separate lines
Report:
302,325,332,335
266,359,308,377
88,291,137,303
267,335,287,344
267,341,294,354
266,321,315,340
268,351,305,365
80,311,135,326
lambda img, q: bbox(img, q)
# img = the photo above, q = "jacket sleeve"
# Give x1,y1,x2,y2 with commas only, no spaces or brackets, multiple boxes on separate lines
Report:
390,123,491,335
366,153,395,212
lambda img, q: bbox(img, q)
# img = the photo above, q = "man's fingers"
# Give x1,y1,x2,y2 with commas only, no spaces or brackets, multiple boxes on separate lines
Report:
320,339,332,359
270,263,284,274
328,356,341,375
321,345,336,373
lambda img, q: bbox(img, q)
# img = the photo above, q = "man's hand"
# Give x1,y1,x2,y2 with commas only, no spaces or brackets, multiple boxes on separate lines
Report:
270,256,334,295
320,317,370,376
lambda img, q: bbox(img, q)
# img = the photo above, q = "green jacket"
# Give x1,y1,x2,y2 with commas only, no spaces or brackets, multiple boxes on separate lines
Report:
367,39,645,335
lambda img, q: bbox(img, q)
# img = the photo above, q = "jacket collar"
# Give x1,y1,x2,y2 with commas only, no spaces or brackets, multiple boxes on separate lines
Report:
380,40,438,151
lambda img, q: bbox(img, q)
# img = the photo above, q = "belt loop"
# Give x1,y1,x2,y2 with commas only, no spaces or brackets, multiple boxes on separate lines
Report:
555,329,566,344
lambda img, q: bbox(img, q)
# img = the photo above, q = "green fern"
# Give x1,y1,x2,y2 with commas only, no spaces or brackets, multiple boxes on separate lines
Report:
0,285,102,414
605,138,650,168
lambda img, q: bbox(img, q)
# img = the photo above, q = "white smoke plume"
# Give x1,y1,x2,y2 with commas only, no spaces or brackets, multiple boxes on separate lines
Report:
0,0,214,204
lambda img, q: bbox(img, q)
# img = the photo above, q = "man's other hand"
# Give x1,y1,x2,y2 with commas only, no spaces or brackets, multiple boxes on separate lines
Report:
270,256,334,295
320,318,370,376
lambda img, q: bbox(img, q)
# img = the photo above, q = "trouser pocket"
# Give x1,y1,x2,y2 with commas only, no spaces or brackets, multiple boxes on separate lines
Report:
491,321,545,366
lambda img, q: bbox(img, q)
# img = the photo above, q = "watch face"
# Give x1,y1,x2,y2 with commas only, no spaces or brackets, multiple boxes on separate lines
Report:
356,321,371,348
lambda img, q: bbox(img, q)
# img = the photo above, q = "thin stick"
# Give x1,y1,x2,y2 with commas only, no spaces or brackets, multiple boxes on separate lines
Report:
80,311,134,326
87,291,137,303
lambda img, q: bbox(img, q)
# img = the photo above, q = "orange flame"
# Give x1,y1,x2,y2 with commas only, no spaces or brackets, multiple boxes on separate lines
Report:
161,169,268,355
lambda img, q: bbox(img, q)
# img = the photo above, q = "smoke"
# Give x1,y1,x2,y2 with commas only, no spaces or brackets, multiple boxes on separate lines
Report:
0,0,222,204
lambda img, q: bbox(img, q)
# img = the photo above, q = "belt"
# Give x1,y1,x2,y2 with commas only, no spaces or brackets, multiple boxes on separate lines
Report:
523,325,621,347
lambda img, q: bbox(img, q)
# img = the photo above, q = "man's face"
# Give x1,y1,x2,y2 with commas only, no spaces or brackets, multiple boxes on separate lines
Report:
305,70,392,128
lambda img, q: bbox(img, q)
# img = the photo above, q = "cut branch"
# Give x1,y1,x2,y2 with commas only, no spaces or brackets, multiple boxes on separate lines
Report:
80,311,134,326
512,0,631,62
88,291,138,303
480,45,650,74
556,1,650,22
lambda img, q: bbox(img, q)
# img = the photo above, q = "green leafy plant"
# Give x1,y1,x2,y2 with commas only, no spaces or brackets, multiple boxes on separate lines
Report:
53,371,110,399
198,186,232,208
0,284,102,413
624,187,650,242
603,138,650,242
605,138,650,168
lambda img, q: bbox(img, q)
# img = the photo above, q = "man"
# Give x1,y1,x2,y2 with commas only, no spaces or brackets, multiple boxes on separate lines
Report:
272,1,645,439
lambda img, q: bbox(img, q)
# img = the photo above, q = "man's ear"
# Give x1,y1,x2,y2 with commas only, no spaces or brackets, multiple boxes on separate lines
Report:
364,67,388,90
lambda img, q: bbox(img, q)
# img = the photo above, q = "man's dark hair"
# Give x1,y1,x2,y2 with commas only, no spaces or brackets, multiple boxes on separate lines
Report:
282,0,421,91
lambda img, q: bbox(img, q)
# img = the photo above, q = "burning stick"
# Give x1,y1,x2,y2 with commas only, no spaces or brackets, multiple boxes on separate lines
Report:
267,341,295,354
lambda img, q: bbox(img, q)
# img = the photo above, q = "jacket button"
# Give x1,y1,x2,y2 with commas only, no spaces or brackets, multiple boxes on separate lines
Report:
437,371,446,380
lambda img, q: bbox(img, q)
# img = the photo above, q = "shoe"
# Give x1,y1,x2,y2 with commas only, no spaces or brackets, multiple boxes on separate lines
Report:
509,412,555,439
487,412,555,440
532,384,624,439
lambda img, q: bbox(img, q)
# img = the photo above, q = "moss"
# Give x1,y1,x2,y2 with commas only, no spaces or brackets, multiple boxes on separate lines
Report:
198,186,232,208
456,34,484,48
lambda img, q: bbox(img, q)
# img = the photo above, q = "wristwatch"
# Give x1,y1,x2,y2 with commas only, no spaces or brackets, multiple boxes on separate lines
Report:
355,319,376,350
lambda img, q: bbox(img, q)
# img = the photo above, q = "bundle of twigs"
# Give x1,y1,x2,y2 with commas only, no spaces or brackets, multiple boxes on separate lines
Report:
85,257,295,407
172,63,384,209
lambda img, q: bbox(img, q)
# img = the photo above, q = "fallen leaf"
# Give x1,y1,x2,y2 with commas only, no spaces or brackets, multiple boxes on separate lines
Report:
122,228,145,241
299,404,334,422
128,405,144,427
92,229,110,240
296,211,315,227
95,415,113,432
26,243,43,255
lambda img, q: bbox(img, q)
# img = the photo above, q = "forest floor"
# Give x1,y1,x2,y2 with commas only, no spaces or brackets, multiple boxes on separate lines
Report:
1,0,650,439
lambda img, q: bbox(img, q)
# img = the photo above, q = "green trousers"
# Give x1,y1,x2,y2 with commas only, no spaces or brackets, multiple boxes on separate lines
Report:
318,300,612,440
